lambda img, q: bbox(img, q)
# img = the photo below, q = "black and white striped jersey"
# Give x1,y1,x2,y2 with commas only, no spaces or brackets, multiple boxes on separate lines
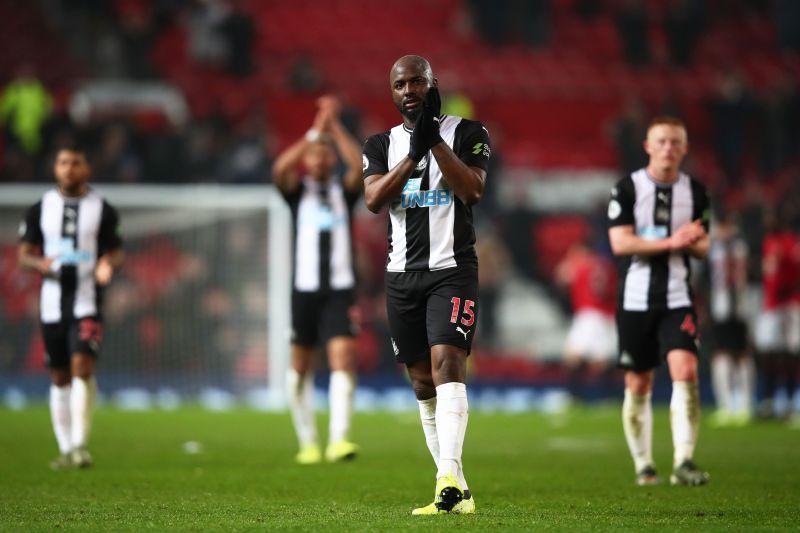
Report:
19,188,122,324
608,168,710,311
708,233,748,322
362,115,491,272
282,177,359,292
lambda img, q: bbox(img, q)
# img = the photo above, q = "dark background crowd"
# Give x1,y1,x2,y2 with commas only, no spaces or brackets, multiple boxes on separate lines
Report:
1,0,799,403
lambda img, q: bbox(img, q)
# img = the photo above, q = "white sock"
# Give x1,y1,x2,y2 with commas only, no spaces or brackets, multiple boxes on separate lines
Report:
328,370,355,443
70,376,96,450
736,358,756,416
50,384,72,454
711,354,733,412
457,466,469,493
286,369,317,447
434,382,469,482
417,396,469,490
418,397,439,468
419,396,469,490
622,389,653,472
670,380,700,467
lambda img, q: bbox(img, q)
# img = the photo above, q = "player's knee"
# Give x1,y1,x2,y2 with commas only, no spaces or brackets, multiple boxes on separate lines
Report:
672,366,697,382
431,346,467,383
50,369,71,386
627,380,652,395
71,354,95,378
407,371,436,400
411,381,436,401
291,360,314,374
291,345,316,373
667,350,698,381
625,371,653,394
327,337,358,372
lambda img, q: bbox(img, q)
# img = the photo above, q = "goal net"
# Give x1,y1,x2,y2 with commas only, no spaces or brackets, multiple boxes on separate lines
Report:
0,184,291,409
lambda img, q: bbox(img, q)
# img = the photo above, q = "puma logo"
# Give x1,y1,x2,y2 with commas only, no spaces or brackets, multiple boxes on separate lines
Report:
456,326,470,340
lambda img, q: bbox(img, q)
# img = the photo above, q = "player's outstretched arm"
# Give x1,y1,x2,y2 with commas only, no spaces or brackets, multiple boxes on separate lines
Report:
431,143,485,206
271,100,334,193
363,158,418,213
329,119,363,193
271,137,309,193
315,95,363,192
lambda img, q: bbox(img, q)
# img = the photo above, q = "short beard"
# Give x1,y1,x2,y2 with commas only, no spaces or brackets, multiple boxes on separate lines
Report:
396,102,422,123
58,181,86,197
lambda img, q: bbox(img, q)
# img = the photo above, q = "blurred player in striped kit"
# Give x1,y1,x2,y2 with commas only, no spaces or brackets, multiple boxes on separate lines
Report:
707,208,755,426
607,117,711,487
272,96,364,463
18,144,124,469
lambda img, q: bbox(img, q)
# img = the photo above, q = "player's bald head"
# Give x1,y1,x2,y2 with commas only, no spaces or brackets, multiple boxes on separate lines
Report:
390,55,434,84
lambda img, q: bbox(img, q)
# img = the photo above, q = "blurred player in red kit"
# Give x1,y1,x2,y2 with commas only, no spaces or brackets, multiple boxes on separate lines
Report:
555,239,618,402
755,205,800,420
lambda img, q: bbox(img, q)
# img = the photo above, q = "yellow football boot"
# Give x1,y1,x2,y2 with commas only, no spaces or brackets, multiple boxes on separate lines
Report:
295,443,322,465
434,474,463,511
412,491,475,515
325,440,359,462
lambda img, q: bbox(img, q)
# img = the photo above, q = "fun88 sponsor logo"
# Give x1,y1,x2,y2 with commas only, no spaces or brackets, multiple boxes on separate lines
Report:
400,178,452,209
401,189,452,209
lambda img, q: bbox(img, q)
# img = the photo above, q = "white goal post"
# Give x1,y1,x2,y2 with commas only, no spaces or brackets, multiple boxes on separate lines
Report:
0,184,291,407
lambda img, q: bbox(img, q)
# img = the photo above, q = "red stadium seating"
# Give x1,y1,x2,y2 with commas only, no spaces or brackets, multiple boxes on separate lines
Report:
1,0,796,173
207,0,792,170
532,215,590,278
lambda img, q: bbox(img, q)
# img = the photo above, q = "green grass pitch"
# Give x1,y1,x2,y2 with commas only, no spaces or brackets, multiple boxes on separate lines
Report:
1,406,798,531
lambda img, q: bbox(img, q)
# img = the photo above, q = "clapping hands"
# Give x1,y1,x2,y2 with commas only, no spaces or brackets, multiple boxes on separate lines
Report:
311,95,341,133
409,87,443,162
669,219,706,251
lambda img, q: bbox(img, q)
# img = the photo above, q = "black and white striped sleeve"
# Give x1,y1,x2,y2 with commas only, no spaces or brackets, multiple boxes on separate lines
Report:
608,176,635,227
18,202,43,245
691,179,711,233
362,132,390,179
98,201,123,254
454,120,491,171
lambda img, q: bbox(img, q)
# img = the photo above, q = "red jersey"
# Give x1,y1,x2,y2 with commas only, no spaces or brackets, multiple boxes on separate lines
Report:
570,254,617,315
793,234,800,304
0,245,39,320
761,231,798,309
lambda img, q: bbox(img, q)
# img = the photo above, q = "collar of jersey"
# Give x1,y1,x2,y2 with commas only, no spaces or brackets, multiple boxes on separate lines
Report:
402,115,446,134
644,169,680,188
55,186,92,201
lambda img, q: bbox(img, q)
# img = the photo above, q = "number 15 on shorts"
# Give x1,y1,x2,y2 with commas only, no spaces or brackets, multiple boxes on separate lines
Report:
450,297,476,326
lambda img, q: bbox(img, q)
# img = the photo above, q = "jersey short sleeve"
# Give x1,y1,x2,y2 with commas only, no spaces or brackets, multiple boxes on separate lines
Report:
454,120,491,171
607,176,635,227
98,201,123,254
18,202,43,245
362,132,390,179
691,179,711,233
